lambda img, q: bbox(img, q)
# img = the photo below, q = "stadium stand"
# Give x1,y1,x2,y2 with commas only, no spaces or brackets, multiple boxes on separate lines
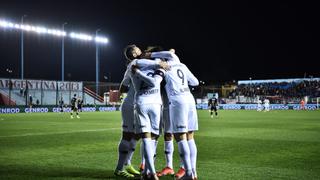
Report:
229,78,320,103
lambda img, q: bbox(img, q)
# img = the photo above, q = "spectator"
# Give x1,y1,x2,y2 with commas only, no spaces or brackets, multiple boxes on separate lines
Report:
231,80,320,103
20,88,23,96
29,95,33,109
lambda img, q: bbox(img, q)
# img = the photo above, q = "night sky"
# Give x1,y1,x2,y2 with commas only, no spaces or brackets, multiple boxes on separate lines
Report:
0,0,319,84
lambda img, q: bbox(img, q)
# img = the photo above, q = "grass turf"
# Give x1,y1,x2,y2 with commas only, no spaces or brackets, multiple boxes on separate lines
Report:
0,110,319,179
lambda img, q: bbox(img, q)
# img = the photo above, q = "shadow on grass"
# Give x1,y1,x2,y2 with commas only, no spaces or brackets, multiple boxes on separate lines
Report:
0,165,175,179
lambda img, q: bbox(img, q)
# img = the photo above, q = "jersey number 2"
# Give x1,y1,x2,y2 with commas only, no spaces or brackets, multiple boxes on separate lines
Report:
140,72,154,90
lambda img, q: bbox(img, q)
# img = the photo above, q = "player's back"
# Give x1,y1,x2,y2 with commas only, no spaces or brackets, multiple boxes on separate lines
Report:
71,97,76,105
131,68,162,105
164,63,190,97
213,98,218,106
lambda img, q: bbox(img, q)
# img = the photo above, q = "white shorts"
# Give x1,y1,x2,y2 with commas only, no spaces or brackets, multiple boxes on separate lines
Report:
188,102,198,132
134,104,161,135
120,104,135,133
169,100,189,133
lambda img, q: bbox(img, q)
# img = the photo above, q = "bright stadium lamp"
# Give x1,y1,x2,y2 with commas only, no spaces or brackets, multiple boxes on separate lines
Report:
0,18,109,44
1,17,109,83
69,32,93,41
95,36,109,43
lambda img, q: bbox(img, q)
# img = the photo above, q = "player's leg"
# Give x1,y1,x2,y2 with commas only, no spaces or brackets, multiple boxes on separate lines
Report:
187,132,198,179
158,106,175,177
136,104,159,179
70,106,74,118
186,102,199,179
164,133,174,170
174,133,193,179
214,106,218,116
149,104,162,178
152,134,159,163
139,139,145,172
210,105,214,118
124,134,140,176
141,132,158,179
114,104,138,178
118,104,140,176
157,133,175,177
171,101,193,179
75,106,80,118
114,131,135,178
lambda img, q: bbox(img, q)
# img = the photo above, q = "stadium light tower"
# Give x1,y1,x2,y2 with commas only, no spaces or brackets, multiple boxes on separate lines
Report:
1,17,109,86
61,22,67,81
95,28,101,100
21,14,27,79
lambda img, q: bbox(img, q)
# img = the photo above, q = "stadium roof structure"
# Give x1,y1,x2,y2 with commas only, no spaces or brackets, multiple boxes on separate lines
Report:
238,78,320,85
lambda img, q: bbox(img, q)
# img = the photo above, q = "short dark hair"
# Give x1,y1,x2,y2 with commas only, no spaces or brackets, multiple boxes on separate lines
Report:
124,44,137,61
74,94,76,97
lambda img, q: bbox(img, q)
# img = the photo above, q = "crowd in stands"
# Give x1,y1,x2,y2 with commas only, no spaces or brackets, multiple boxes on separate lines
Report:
229,80,320,103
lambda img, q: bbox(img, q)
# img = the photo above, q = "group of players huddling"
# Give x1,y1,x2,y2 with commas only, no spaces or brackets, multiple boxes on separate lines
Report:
114,45,199,180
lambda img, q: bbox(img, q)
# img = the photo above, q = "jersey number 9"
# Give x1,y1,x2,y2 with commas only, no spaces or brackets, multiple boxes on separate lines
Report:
177,69,185,85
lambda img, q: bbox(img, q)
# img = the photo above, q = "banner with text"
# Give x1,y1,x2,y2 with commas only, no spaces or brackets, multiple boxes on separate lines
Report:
0,78,82,91
196,104,319,110
0,106,118,114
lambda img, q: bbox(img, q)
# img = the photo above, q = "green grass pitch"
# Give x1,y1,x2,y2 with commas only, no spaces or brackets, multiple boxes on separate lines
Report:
0,110,320,179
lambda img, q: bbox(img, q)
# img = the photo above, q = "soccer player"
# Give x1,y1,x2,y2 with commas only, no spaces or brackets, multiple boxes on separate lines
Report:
77,97,83,112
257,99,262,111
148,50,199,180
29,95,33,111
264,98,270,112
300,99,305,110
114,45,169,179
128,49,165,180
114,67,139,179
151,49,199,179
143,50,178,177
70,94,80,119
59,97,64,113
208,97,218,118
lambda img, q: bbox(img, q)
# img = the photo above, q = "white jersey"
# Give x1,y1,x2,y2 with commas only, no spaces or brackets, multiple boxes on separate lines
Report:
121,58,163,105
264,99,270,105
128,59,164,105
120,67,135,106
164,63,199,100
123,83,135,106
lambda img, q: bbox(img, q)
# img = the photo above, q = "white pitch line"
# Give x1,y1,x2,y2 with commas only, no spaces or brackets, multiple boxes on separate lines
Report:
0,128,121,138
